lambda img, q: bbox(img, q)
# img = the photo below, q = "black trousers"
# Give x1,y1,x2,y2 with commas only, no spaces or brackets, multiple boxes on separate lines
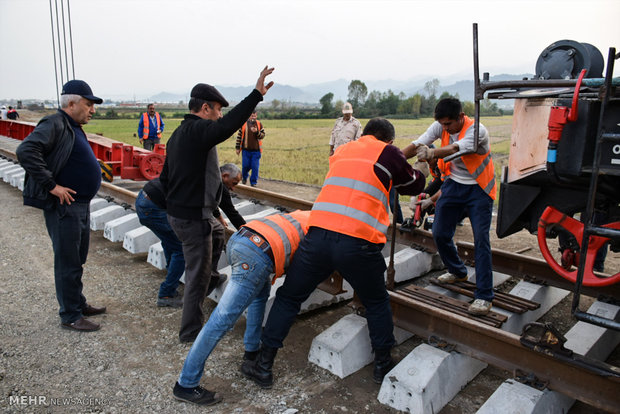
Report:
43,202,90,323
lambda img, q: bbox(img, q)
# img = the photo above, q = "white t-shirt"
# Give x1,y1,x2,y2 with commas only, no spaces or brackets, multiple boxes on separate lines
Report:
412,120,490,185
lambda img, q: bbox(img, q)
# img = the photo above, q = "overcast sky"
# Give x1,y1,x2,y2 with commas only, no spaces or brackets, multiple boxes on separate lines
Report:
1,0,618,101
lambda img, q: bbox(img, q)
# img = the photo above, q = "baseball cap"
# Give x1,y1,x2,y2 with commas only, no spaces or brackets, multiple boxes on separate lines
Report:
342,102,353,114
61,80,103,104
190,83,229,107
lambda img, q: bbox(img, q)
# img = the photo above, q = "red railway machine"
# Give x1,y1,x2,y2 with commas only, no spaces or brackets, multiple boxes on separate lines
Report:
0,120,165,181
475,30,620,330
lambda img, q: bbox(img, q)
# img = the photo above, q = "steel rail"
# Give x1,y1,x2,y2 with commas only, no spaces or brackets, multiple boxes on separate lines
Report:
2,140,618,298
233,184,314,211
3,141,619,298
389,291,620,413
394,228,620,298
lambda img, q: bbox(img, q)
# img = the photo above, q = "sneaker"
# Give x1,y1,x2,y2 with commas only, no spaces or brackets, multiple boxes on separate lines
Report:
173,382,221,406
437,273,468,284
157,295,183,308
468,299,492,316
242,179,247,185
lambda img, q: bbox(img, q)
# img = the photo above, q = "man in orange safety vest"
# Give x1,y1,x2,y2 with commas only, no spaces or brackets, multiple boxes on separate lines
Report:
138,103,164,150
404,98,496,316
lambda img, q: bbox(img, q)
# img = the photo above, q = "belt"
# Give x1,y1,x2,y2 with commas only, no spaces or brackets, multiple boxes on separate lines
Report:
238,227,273,261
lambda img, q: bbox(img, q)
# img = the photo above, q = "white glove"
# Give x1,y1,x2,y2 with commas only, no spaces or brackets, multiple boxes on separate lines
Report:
413,160,430,178
411,194,434,211
416,145,435,162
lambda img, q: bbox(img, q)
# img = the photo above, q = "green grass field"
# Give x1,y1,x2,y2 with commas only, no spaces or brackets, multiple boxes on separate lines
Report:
83,116,514,187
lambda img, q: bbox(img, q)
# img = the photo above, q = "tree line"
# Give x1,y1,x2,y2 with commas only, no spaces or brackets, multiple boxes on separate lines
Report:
318,79,507,119
255,79,507,120
88,78,508,120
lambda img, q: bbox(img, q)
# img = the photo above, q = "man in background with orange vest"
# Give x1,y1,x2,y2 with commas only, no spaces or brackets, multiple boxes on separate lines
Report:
235,110,265,186
242,118,428,389
172,210,310,406
403,98,496,316
138,103,164,150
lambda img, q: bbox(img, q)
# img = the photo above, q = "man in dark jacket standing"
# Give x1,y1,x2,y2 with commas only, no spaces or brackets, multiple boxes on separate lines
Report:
136,164,246,308
159,66,274,344
16,80,107,332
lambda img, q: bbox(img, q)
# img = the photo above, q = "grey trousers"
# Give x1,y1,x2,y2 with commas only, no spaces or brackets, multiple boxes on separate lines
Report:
168,215,216,342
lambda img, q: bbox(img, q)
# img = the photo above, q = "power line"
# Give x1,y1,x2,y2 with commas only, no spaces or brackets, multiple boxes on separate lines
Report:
49,0,75,108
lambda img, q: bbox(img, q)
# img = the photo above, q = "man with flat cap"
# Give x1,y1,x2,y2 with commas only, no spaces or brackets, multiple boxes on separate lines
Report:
159,66,274,347
17,80,107,332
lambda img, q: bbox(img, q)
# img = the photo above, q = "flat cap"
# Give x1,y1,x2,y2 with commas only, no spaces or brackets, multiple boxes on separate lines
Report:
190,83,229,107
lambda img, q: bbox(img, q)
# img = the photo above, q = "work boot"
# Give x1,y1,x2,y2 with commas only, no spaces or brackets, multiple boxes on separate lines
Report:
241,345,278,389
372,347,395,384
243,350,259,361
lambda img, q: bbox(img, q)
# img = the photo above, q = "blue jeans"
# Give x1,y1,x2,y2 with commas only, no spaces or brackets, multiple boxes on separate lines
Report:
433,179,494,301
178,232,273,387
43,201,90,323
262,227,395,351
135,191,185,298
242,150,261,185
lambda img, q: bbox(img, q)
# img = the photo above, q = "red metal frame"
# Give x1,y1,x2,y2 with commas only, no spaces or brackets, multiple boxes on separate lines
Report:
0,119,165,181
537,206,620,286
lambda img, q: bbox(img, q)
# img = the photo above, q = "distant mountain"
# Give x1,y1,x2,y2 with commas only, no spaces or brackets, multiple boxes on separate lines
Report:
144,73,534,106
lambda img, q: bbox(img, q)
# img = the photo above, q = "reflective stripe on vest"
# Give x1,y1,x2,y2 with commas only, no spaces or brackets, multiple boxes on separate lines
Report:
142,112,162,140
437,116,496,200
309,135,391,244
243,210,310,280
241,120,263,153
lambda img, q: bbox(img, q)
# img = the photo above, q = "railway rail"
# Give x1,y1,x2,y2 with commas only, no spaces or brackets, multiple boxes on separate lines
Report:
1,136,619,412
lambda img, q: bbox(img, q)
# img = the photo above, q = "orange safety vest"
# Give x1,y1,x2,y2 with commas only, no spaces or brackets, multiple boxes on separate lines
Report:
142,112,162,140
437,116,496,200
243,210,310,281
241,120,263,153
309,135,391,244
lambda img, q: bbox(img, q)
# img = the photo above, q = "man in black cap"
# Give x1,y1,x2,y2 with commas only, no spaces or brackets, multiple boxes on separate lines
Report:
159,66,274,349
16,80,107,332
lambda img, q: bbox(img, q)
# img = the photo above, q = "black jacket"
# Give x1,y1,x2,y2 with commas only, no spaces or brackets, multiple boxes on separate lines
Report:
145,177,245,229
16,111,75,209
160,89,262,220
214,185,246,229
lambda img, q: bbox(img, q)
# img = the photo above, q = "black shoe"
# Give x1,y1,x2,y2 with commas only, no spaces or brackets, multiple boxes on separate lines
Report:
372,348,395,384
242,179,247,185
61,317,100,332
82,304,107,316
157,294,183,308
173,382,221,406
241,346,277,389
